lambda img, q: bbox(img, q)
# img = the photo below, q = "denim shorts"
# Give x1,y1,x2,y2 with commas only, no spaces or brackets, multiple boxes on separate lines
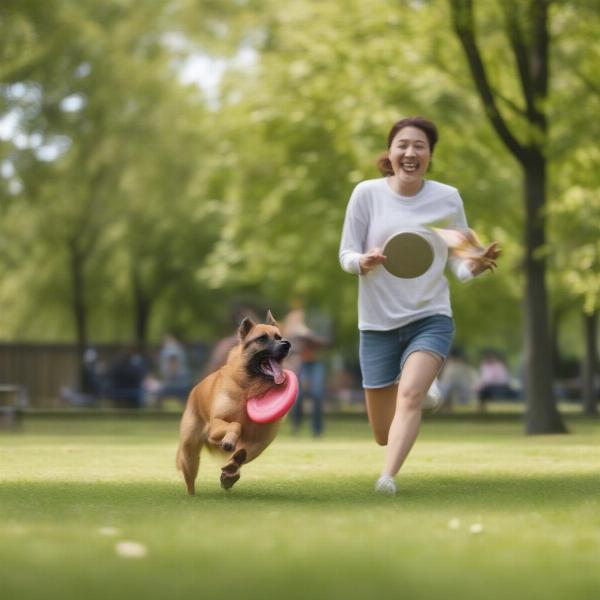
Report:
359,314,455,389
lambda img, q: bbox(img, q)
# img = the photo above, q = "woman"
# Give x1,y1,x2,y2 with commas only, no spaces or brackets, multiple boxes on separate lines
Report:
339,116,499,494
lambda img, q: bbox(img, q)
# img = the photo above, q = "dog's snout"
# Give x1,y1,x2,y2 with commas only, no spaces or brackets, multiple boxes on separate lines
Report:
279,339,291,353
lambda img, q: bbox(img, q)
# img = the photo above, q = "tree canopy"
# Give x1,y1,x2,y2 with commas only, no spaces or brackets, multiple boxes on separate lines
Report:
1,0,597,387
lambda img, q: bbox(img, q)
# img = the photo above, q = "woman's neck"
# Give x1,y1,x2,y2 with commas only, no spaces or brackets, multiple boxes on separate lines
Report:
388,174,424,197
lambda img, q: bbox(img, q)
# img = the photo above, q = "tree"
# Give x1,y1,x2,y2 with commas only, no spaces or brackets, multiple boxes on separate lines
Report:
193,0,526,357
546,2,600,416
548,155,600,416
0,1,228,380
449,0,566,433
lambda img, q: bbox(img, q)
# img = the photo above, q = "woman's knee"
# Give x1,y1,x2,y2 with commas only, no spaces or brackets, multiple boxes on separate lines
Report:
373,429,388,446
397,386,424,411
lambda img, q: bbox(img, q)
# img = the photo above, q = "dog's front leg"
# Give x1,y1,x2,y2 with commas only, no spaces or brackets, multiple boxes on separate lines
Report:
220,448,247,490
207,418,242,452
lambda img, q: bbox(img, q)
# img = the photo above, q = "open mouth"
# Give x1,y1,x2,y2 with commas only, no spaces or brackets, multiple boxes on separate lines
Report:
259,357,286,384
400,161,419,173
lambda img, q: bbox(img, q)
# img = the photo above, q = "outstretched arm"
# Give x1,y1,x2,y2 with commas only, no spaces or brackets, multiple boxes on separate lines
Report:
435,227,501,278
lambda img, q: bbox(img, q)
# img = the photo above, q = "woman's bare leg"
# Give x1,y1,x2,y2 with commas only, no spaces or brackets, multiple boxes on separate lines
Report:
364,384,398,446
381,351,442,477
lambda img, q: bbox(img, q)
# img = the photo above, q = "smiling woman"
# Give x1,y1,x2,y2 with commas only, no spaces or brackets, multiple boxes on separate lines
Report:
339,116,500,495
376,116,438,189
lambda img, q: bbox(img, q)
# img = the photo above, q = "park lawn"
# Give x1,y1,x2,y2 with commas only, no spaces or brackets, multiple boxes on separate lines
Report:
1,414,599,600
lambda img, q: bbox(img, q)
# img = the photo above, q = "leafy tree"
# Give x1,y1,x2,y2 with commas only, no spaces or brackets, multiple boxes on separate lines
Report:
0,1,227,382
546,1,600,416
195,0,522,356
448,0,569,433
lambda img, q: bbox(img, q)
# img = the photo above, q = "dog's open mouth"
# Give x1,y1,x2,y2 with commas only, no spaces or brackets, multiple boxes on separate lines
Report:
260,358,286,384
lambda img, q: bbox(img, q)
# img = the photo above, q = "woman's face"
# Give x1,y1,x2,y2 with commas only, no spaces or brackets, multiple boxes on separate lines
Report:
388,126,431,182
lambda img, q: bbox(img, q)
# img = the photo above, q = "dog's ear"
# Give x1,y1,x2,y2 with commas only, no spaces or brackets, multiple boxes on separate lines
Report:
265,310,278,327
237,317,255,341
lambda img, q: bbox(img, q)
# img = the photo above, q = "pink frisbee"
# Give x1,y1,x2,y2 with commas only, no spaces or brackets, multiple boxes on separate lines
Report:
247,369,299,424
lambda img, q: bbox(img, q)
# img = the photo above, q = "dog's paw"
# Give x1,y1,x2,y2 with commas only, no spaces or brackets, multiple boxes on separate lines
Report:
232,448,247,465
220,471,240,490
222,461,239,474
221,441,235,452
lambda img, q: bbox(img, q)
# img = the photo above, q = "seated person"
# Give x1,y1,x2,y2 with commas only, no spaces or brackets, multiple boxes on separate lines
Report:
108,347,149,408
476,350,519,410
156,352,192,403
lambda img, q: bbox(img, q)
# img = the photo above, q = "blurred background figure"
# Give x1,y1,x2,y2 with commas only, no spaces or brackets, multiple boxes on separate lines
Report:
201,304,260,378
154,332,192,404
61,347,108,407
438,345,477,412
107,346,149,408
282,299,330,437
476,349,520,412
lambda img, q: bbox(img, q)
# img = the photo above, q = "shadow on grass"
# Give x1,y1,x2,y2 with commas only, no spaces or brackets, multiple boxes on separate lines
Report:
2,472,599,515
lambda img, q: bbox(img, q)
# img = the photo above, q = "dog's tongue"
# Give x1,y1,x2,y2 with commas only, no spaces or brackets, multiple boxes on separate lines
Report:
264,358,285,384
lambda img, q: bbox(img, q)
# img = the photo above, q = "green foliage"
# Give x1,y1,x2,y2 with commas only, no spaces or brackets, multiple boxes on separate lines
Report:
0,0,228,342
0,0,598,357
191,1,507,344
546,2,600,316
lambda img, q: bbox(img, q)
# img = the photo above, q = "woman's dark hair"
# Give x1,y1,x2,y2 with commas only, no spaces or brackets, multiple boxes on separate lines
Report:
376,116,438,175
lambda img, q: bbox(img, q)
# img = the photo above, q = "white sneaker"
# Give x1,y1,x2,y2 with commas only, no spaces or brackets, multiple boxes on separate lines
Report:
422,378,444,412
374,475,397,495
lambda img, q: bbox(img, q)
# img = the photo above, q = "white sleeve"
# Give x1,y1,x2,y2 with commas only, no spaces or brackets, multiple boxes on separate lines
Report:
448,191,473,282
448,256,474,282
452,190,469,230
339,186,368,276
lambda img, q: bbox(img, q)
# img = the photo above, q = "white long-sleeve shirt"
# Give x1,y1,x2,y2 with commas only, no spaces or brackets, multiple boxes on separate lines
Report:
339,177,472,331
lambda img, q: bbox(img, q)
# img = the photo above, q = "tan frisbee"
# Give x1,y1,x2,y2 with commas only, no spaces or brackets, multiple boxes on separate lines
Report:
382,232,434,278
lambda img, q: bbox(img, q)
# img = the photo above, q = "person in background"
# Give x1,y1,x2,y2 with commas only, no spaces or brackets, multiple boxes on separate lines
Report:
438,346,477,412
155,333,192,403
61,347,107,407
108,346,149,408
476,349,519,411
282,300,330,437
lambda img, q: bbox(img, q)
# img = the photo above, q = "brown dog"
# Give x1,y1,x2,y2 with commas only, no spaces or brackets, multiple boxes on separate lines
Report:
176,311,291,494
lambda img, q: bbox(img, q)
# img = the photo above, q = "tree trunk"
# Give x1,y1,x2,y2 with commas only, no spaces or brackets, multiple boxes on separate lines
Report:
449,0,566,434
522,153,566,434
69,241,88,391
582,310,598,416
132,266,151,353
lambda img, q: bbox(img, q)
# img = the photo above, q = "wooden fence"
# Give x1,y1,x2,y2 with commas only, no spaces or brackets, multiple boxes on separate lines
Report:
1,344,106,408
0,343,211,408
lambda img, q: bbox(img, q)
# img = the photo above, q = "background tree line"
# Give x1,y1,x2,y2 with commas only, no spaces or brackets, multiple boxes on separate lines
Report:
0,0,598,430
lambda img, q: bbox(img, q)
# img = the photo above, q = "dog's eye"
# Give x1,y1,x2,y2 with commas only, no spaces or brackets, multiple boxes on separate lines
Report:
256,334,269,343
274,334,282,340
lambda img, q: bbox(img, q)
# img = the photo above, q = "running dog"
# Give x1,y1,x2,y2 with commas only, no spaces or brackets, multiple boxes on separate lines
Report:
176,311,291,494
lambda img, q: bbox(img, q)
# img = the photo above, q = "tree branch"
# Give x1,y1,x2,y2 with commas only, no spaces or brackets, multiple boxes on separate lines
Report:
530,0,550,102
491,86,528,119
500,1,536,121
449,0,527,163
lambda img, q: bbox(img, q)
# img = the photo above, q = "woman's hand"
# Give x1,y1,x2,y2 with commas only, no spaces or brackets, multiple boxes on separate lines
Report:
467,241,501,276
359,248,387,274
433,227,501,276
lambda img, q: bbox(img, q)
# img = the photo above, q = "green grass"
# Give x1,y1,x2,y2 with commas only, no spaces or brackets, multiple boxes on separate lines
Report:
1,414,599,600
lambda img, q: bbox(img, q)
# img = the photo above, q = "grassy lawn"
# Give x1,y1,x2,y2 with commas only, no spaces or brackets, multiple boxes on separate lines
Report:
1,412,599,600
